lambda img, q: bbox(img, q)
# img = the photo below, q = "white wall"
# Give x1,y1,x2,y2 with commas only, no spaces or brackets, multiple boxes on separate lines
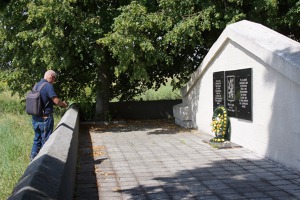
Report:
176,21,300,171
193,40,300,169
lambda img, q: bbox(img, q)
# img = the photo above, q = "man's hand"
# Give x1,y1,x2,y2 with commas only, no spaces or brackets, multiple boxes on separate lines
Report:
52,97,68,108
61,101,68,108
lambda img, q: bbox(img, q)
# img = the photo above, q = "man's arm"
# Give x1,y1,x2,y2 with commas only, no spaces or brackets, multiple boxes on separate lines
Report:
52,97,68,108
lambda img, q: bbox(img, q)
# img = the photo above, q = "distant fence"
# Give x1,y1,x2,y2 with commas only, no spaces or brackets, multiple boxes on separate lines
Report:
8,105,79,200
109,99,182,120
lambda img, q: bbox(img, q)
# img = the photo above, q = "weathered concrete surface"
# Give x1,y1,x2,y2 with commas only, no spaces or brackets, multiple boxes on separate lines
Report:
8,106,79,200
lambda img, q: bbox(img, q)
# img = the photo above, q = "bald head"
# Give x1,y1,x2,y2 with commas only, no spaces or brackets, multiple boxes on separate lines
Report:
44,70,56,79
44,70,57,84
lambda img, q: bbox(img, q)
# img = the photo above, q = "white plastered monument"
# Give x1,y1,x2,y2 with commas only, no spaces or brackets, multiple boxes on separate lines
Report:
173,20,300,172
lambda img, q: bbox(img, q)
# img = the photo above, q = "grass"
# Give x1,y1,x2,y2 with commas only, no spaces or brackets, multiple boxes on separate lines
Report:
109,79,181,102
0,83,31,199
0,114,32,199
133,80,181,101
0,83,61,200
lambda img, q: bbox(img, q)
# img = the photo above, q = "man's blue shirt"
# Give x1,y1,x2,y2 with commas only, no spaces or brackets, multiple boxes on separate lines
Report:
35,79,57,115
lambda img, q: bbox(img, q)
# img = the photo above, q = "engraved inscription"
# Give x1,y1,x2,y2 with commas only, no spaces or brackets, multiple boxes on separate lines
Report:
213,71,224,110
215,68,252,121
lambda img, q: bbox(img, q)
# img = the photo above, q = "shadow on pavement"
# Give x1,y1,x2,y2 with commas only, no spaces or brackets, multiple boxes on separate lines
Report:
117,158,300,199
74,125,99,200
89,120,194,135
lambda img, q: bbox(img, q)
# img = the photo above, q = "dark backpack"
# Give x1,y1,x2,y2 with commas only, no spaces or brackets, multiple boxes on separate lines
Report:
25,82,48,116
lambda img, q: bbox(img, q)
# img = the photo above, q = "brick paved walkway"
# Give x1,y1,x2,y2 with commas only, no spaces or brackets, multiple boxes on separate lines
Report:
75,120,300,200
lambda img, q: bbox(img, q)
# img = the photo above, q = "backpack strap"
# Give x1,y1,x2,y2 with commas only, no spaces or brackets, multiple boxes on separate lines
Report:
33,82,48,92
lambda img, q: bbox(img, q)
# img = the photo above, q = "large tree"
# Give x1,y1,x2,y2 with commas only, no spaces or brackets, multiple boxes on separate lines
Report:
100,0,300,92
1,0,299,120
0,0,130,120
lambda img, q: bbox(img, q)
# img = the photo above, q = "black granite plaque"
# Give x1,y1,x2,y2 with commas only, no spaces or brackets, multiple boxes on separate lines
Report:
225,68,252,121
213,71,225,110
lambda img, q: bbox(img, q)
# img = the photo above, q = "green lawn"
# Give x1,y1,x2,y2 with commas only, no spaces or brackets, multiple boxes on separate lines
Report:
0,113,32,199
133,83,181,101
0,83,61,200
0,83,32,199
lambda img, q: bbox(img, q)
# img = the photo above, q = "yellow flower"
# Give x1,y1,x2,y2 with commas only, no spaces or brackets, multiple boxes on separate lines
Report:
211,106,229,140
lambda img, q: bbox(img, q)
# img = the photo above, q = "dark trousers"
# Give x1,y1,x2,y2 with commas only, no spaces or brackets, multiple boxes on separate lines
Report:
30,114,54,161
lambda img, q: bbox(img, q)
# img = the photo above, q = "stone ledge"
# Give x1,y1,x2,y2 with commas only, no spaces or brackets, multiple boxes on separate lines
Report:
8,106,79,200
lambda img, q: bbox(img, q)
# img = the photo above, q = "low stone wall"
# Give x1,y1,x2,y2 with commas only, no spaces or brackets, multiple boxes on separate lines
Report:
8,106,79,200
110,100,182,120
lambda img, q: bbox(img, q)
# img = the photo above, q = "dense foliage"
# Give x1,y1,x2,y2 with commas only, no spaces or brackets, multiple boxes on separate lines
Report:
0,0,299,119
0,0,130,119
101,0,299,90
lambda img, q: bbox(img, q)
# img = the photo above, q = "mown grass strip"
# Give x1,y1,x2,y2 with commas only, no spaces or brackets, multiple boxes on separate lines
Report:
0,83,61,200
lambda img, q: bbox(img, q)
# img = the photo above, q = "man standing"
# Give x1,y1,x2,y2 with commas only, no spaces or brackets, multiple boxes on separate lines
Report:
30,70,68,161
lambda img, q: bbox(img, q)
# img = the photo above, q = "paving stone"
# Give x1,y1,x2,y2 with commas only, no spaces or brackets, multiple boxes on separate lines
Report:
266,190,295,199
218,192,246,199
242,191,270,198
195,195,221,200
74,121,300,200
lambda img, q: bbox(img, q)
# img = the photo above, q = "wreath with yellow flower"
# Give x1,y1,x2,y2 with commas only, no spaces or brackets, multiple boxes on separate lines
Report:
210,106,228,142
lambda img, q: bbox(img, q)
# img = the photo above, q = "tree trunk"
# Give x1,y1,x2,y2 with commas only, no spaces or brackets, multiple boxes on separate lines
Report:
95,62,110,121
